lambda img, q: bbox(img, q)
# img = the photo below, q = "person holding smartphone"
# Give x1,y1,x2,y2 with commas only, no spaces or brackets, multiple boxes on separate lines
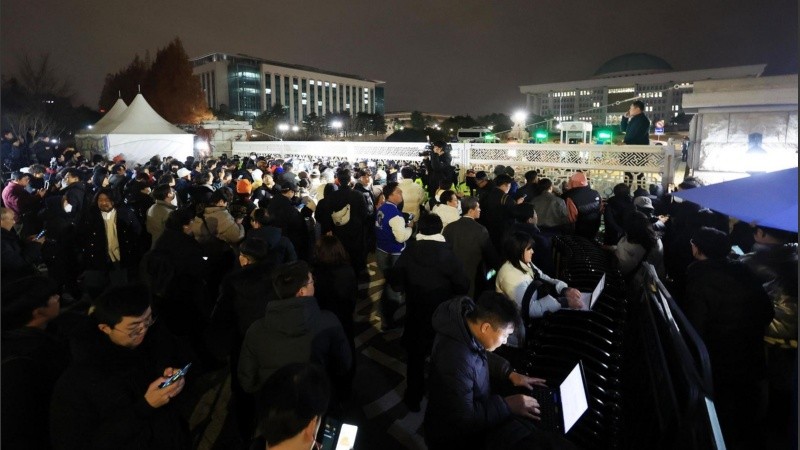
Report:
50,284,191,450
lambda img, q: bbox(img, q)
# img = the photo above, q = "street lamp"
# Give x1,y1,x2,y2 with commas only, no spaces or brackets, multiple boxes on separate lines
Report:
278,123,290,132
512,111,527,124
292,125,300,132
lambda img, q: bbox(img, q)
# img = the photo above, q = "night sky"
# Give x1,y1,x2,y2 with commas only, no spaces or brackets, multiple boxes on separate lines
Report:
2,0,797,116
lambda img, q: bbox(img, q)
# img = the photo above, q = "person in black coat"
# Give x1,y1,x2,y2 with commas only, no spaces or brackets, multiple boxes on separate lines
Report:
509,203,555,277
391,214,469,411
50,285,191,450
318,168,370,274
684,227,774,450
77,187,142,299
620,100,650,145
312,235,358,395
247,208,297,265
424,292,565,450
1,207,44,281
479,174,522,253
603,183,634,245
563,172,602,241
423,140,454,199
267,183,310,261
2,276,70,450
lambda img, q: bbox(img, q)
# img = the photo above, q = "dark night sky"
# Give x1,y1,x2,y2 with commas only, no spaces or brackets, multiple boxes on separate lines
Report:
2,0,797,116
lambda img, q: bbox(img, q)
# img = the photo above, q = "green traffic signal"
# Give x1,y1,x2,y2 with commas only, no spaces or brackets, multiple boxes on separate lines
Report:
534,130,548,140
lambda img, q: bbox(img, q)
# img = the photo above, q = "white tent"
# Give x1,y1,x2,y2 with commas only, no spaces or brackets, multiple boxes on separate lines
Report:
75,98,128,151
76,94,194,165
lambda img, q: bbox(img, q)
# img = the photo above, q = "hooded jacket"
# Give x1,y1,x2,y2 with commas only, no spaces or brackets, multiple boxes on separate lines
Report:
424,297,513,450
237,296,351,394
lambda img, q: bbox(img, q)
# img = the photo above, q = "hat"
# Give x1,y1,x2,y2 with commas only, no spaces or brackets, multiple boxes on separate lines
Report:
236,179,252,194
310,169,320,177
633,196,654,210
475,171,488,181
251,169,263,181
280,182,297,193
176,168,191,179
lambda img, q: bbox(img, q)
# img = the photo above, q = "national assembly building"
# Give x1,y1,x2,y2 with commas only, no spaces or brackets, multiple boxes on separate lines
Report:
519,53,765,129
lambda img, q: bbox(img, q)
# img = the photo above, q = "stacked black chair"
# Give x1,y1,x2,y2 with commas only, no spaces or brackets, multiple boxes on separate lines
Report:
505,235,628,450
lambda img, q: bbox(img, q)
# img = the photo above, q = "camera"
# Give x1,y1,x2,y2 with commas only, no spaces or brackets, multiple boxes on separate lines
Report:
418,150,431,157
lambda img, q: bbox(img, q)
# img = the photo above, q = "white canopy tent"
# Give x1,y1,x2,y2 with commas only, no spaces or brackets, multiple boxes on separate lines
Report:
76,94,194,165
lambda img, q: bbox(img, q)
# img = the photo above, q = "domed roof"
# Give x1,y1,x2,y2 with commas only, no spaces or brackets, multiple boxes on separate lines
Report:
594,53,673,77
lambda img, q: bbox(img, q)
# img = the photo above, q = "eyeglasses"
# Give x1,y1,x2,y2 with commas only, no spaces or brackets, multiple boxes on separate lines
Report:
113,315,157,339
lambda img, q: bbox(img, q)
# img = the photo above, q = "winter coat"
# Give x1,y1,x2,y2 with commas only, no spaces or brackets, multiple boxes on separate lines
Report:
50,318,190,450
603,195,634,245
1,227,42,281
145,200,176,248
391,236,469,349
237,296,351,395
246,226,297,265
620,113,650,145
191,205,244,246
531,190,569,229
77,206,142,270
740,243,798,347
442,217,501,297
424,297,513,450
685,258,774,382
431,203,460,229
2,182,42,219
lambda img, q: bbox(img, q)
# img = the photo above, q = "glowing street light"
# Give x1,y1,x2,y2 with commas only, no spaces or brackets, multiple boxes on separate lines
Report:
292,125,300,132
331,120,343,130
512,111,527,124
278,123,290,132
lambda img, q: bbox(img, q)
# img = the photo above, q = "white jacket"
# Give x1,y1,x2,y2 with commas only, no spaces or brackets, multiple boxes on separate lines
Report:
496,260,568,318
431,203,461,230
399,179,426,222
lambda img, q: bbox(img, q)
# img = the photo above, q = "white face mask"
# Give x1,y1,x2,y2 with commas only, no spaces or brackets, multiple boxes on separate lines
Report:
170,195,178,206
63,202,73,213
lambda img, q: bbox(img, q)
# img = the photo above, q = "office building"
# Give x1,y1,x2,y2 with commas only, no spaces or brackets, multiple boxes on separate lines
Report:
192,53,385,123
519,53,765,129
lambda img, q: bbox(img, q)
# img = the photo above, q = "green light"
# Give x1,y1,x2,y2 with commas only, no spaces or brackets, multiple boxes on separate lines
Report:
598,131,612,140
484,133,495,141
534,130,548,140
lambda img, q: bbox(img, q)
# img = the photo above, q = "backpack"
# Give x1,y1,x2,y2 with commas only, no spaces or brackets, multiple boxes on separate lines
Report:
331,204,351,226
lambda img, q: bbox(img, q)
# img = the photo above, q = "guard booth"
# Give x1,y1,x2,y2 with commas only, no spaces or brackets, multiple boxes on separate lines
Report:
559,121,593,144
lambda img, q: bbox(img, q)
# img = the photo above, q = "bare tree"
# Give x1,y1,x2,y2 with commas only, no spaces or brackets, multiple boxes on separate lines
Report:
1,53,74,138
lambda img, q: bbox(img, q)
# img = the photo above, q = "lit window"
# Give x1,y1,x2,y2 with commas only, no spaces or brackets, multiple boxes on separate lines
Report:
293,84,298,90
317,81,322,86
332,83,337,88
345,103,350,109
302,93,307,98
318,101,323,106
302,99,307,105
364,100,369,104
324,82,330,87
309,79,314,84
265,88,271,94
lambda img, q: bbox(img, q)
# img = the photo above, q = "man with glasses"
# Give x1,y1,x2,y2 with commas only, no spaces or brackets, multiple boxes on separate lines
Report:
50,284,191,450
238,261,351,404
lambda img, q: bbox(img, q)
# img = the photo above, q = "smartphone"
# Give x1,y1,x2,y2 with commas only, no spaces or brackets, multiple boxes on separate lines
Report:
35,229,46,240
159,362,192,389
731,245,745,256
485,269,497,281
318,417,359,450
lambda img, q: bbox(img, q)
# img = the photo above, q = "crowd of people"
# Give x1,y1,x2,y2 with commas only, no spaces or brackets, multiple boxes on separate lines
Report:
1,126,796,450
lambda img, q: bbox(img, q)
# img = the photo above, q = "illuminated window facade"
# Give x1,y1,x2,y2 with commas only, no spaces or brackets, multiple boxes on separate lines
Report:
192,52,385,123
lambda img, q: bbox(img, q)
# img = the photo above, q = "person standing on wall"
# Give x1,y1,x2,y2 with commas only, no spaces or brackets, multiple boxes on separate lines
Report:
621,100,651,187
